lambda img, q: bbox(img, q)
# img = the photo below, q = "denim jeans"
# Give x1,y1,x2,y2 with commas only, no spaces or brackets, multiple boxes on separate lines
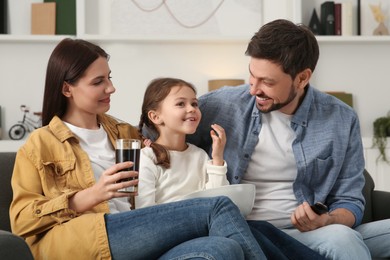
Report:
159,237,244,260
248,221,326,260
282,224,372,260
355,219,390,258
105,196,266,260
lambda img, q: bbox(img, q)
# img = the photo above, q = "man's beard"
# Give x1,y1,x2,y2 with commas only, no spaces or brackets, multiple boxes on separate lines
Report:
256,84,297,113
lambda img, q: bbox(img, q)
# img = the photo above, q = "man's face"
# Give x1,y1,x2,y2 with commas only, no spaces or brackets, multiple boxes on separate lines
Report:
248,57,305,115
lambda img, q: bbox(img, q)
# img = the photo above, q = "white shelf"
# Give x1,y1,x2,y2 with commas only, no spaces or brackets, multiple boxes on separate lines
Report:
0,34,74,43
2,0,390,44
0,140,25,152
316,36,390,43
2,34,390,44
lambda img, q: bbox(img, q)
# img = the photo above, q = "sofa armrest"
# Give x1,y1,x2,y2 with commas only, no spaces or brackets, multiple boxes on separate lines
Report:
0,230,34,260
372,190,390,221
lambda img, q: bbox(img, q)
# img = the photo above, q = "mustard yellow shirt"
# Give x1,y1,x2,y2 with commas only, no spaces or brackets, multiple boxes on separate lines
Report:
10,115,140,260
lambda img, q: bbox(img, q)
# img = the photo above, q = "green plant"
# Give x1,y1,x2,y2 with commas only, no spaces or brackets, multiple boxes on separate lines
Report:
373,114,390,163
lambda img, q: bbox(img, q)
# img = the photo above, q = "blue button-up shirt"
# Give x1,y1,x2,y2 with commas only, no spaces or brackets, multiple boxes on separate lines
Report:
188,84,365,227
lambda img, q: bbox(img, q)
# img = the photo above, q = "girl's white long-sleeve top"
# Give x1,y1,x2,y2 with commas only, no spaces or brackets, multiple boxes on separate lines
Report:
135,143,228,208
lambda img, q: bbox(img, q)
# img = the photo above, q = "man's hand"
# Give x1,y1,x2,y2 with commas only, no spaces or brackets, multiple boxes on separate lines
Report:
291,202,356,232
291,202,329,232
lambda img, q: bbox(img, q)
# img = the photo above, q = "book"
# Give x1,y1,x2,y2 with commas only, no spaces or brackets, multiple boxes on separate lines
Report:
326,92,353,107
31,3,56,35
334,3,342,35
341,1,353,36
357,0,361,35
321,1,335,35
309,8,322,35
44,0,76,35
0,0,6,34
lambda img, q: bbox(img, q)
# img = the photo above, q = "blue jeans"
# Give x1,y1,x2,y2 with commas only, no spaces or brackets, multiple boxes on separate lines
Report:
159,237,244,260
248,221,326,260
282,224,372,259
283,219,390,259
355,219,390,258
105,196,266,260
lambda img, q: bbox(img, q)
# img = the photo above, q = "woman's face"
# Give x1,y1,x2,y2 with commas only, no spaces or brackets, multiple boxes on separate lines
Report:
64,56,115,117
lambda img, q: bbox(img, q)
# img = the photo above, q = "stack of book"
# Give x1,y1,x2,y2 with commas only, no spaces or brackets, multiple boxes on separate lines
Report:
31,0,76,35
309,1,360,36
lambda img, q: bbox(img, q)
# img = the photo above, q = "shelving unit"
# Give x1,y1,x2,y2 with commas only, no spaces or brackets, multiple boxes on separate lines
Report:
1,0,389,44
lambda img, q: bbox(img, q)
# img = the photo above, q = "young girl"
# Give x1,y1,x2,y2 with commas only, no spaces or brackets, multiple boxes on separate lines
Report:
9,38,269,260
136,78,229,208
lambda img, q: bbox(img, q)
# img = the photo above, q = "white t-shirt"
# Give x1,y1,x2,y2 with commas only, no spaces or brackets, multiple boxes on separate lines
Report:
136,143,229,208
64,122,131,213
241,111,299,228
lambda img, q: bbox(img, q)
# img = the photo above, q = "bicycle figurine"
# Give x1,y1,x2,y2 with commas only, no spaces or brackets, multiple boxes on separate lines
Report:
9,105,42,140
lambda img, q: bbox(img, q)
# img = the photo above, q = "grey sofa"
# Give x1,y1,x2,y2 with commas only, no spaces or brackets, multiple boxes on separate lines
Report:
0,152,33,260
1,152,390,259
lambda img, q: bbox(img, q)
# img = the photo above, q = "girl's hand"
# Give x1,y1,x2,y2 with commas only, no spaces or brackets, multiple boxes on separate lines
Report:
210,124,226,166
143,139,152,147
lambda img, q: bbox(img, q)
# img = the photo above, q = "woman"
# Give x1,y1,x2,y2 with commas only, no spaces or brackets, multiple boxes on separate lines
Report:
9,38,266,260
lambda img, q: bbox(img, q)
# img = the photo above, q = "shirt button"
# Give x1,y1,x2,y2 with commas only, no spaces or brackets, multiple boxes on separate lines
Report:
35,209,41,214
234,176,239,180
70,214,74,218
56,166,62,174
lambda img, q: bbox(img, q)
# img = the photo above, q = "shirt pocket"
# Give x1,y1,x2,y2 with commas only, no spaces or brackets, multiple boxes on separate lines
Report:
42,159,77,196
308,156,334,192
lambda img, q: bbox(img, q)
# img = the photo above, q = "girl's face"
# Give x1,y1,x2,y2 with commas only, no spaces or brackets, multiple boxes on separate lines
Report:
154,85,201,136
64,56,115,117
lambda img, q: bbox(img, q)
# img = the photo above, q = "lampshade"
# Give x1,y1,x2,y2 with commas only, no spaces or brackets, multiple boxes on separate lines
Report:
208,79,245,92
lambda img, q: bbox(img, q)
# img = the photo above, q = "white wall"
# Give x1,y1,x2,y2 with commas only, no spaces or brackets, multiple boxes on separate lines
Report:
1,0,390,140
312,41,390,140
1,39,389,140
0,40,251,140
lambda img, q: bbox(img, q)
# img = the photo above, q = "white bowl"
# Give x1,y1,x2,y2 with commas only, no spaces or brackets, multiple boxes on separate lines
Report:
182,184,256,217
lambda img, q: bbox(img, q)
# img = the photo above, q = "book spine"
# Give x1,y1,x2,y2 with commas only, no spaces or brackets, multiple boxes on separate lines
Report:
0,0,7,34
321,1,335,35
334,3,342,35
44,0,76,35
341,1,353,36
357,0,361,35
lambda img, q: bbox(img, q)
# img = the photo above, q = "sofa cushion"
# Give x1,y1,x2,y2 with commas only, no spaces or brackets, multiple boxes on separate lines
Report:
0,152,16,232
0,230,33,260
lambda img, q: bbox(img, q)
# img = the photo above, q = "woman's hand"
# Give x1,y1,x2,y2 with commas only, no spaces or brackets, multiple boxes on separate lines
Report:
69,162,138,213
210,124,226,166
93,161,139,200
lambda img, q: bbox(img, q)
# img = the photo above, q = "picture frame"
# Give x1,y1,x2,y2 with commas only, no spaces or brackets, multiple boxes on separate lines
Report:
109,0,263,38
360,0,390,35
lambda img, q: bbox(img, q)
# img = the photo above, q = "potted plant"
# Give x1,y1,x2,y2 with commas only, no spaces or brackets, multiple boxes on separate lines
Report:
373,112,390,163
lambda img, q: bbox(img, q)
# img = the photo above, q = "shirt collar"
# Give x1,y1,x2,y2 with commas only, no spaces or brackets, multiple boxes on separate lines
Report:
48,116,78,143
291,85,313,128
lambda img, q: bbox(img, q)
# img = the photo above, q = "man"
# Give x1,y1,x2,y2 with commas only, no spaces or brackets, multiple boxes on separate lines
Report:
188,19,390,259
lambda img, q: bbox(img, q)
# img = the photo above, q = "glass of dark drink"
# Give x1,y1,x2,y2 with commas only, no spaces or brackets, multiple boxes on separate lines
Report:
115,139,141,193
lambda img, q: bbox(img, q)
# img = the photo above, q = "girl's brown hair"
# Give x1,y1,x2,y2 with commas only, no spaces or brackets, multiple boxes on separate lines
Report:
138,77,196,168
